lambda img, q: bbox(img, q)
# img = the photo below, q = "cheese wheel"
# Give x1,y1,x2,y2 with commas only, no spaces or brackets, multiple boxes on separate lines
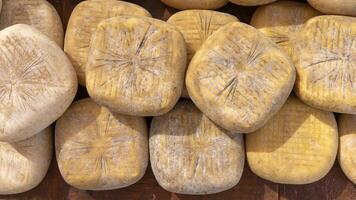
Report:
55,99,148,190
293,16,356,114
229,0,277,6
86,16,186,116
0,24,77,142
0,0,63,47
150,101,244,194
338,114,356,184
250,1,321,57
186,21,295,133
0,127,52,194
159,0,228,10
168,10,238,98
64,0,151,86
307,0,356,17
246,94,338,184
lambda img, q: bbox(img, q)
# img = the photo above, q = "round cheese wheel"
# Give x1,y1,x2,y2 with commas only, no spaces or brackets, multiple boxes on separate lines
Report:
0,0,63,47
338,114,356,184
229,0,277,6
55,98,148,190
0,127,52,194
64,0,151,86
293,16,356,114
150,101,244,194
250,1,321,57
0,24,77,142
86,16,186,116
307,0,356,17
186,21,295,133
246,94,338,184
159,0,228,10
168,10,238,98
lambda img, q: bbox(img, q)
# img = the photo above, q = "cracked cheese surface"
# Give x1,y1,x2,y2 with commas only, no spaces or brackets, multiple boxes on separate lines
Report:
159,0,228,10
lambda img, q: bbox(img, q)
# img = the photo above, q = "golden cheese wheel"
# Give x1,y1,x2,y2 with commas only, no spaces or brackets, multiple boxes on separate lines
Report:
0,0,64,47
307,0,356,17
86,16,186,116
64,0,151,86
168,10,238,98
55,98,148,190
229,0,277,6
150,101,244,194
293,16,356,114
246,94,338,184
250,1,321,56
186,21,295,133
0,127,52,194
159,0,228,10
338,114,356,184
0,24,77,142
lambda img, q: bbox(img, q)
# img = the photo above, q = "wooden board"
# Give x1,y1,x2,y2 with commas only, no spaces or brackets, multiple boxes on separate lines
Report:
0,0,355,199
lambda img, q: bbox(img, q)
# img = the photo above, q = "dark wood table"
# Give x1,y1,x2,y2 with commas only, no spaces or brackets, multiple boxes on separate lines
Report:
0,0,355,199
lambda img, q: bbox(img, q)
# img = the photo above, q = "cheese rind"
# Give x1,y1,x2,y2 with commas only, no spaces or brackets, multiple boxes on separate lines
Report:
307,0,356,16
159,0,228,10
229,0,277,6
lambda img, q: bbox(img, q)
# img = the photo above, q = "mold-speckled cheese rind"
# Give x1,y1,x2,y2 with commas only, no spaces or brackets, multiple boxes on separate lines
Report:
338,114,356,184
0,127,52,194
307,0,356,17
64,0,151,86
186,21,295,133
0,0,64,47
246,94,338,184
160,0,228,10
86,16,186,116
250,1,321,57
55,99,148,190
293,16,356,114
0,24,77,142
168,10,238,98
229,0,277,6
150,101,244,195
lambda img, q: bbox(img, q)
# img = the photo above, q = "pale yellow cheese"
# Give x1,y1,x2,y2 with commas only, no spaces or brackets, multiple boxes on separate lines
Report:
229,0,277,6
307,0,356,16
159,0,228,10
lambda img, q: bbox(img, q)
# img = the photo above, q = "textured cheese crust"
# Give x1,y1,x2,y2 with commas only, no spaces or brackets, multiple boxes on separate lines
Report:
159,0,228,10
229,0,277,6
307,0,356,17
0,0,63,47
186,21,295,133
150,101,244,194
55,99,148,190
64,0,151,86
0,24,77,142
293,16,356,114
86,16,186,116
246,94,338,184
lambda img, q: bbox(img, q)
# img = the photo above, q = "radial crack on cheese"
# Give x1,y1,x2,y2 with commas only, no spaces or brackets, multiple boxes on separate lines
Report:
338,114,356,184
250,1,321,57
229,0,277,6
0,24,77,142
159,0,228,10
186,21,295,133
293,16,356,114
150,101,244,194
246,94,338,184
0,0,64,47
64,0,151,86
307,0,356,17
55,99,148,190
86,16,186,116
0,127,52,194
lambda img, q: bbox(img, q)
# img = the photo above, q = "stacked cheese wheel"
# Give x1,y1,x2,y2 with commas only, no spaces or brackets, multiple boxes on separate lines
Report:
0,0,355,195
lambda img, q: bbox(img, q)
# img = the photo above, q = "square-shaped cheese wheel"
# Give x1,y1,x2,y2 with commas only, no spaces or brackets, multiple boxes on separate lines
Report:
250,1,321,57
150,101,245,195
307,0,356,17
86,16,186,116
293,16,356,114
186,21,295,133
246,94,338,184
229,0,277,6
0,0,63,47
159,0,228,10
0,127,52,194
338,114,356,184
0,24,77,142
64,0,151,86
55,99,148,190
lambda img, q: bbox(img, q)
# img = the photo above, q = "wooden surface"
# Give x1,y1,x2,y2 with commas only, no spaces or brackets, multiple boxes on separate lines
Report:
0,0,355,199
